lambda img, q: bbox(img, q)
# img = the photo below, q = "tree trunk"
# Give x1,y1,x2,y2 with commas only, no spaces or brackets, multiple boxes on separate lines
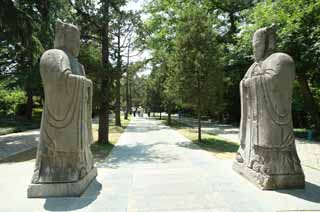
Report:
26,89,33,120
129,82,132,114
167,104,172,125
115,76,121,126
160,112,162,120
297,73,320,130
227,12,237,43
98,79,109,144
98,3,110,144
125,40,130,119
125,72,129,120
197,107,202,142
115,26,122,126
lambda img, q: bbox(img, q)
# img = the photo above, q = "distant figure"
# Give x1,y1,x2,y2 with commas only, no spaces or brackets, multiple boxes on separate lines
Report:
133,108,136,117
233,25,304,190
138,106,143,117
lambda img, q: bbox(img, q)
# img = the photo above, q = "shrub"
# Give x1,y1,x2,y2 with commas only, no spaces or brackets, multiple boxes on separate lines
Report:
0,86,26,116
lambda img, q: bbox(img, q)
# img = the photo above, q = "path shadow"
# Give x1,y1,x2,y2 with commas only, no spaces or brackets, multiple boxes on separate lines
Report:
1,148,36,163
97,142,180,169
0,130,39,163
205,129,239,135
175,136,239,153
175,141,202,150
125,123,169,133
43,179,102,211
276,181,320,203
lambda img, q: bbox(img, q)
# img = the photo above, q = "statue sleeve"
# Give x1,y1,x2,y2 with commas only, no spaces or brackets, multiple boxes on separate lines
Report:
259,53,295,126
40,50,90,152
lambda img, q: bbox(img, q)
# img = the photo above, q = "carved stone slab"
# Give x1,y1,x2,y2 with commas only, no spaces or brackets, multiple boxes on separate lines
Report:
233,161,305,190
27,167,97,198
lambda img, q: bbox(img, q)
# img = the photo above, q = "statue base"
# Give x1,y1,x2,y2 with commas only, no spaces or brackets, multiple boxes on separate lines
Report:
27,167,97,198
233,161,305,190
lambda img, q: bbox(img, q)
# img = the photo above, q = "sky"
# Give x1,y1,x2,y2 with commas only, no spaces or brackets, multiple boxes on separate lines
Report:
124,0,145,12
123,0,152,76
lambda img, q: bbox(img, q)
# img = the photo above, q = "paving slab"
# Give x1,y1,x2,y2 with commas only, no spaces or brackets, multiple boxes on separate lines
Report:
0,117,320,212
174,116,320,170
0,129,39,162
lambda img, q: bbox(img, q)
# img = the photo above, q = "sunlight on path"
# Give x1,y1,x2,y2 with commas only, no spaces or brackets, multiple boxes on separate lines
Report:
0,117,319,212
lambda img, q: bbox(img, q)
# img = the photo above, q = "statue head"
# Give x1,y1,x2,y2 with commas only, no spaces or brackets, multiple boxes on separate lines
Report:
252,25,276,62
54,19,80,57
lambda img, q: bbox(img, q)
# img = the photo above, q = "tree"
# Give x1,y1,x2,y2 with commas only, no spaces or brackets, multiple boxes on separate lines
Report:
111,10,140,125
174,3,224,141
137,0,180,122
0,0,68,120
70,0,128,144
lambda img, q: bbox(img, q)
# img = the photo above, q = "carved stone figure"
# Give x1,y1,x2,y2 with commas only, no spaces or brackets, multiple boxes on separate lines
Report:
28,20,97,198
233,26,305,190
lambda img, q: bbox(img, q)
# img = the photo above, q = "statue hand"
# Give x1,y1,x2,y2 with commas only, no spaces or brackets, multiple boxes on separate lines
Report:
84,78,92,87
243,78,250,87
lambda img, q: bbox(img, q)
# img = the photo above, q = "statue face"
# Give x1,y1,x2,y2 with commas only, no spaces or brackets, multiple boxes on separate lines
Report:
64,26,80,57
54,20,81,57
252,26,276,62
252,28,266,62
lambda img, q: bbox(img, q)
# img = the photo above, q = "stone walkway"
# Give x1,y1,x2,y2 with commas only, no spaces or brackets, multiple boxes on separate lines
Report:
0,117,107,162
0,129,39,162
0,117,320,212
174,116,320,170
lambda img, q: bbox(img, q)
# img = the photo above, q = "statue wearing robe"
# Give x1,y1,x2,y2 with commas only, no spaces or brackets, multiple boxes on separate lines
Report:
31,20,95,185
233,26,305,189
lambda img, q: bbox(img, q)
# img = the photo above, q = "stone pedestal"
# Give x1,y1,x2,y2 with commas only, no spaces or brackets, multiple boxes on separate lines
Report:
233,162,304,190
28,167,97,198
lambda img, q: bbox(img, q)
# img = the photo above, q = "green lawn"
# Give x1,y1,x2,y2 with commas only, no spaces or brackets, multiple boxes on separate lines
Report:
0,108,42,135
294,128,320,141
0,111,131,163
163,119,239,159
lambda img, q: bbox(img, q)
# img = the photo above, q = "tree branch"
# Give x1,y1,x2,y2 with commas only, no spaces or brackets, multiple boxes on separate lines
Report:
68,0,101,29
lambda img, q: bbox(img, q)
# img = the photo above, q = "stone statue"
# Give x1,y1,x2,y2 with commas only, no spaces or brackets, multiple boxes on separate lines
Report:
28,20,97,198
233,26,305,190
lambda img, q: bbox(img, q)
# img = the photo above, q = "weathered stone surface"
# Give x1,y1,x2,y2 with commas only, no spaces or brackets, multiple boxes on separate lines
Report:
28,167,97,198
28,19,96,197
233,25,305,189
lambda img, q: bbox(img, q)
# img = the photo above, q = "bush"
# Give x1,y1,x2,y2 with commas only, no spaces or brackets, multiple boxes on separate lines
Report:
0,87,26,116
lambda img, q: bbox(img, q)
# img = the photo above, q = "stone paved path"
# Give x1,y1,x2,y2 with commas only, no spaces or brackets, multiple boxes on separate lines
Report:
0,129,39,162
174,116,320,171
0,117,106,162
0,117,320,212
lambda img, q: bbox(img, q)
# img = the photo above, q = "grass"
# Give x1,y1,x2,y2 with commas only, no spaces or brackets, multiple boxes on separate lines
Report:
0,108,42,135
294,128,320,141
163,119,239,160
0,112,131,163
91,115,131,162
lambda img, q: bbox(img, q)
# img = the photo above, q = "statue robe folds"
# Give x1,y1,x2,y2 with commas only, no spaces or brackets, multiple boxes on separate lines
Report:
235,53,305,189
32,49,94,183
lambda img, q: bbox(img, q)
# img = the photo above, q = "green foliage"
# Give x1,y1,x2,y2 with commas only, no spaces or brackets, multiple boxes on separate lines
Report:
240,0,320,129
0,0,71,119
174,3,224,116
0,84,26,116
165,119,239,154
1,0,320,133
79,42,104,114
140,1,225,118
